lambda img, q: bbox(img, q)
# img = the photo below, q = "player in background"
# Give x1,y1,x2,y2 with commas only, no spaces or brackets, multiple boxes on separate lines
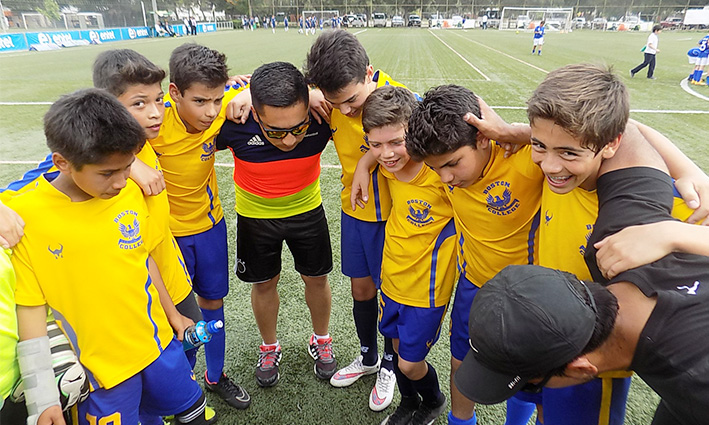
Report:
351,85,455,425
216,62,336,387
304,29,416,412
284,15,289,31
10,89,211,425
689,33,709,85
532,20,545,55
270,15,276,33
149,43,251,410
405,85,544,425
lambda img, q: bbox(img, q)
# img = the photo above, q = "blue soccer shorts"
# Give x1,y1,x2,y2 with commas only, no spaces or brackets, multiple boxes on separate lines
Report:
542,376,631,425
77,339,203,424
449,274,480,361
175,218,229,300
340,211,386,287
378,292,447,363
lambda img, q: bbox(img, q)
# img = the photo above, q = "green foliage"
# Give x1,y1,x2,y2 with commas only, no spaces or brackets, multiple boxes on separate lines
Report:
36,0,61,22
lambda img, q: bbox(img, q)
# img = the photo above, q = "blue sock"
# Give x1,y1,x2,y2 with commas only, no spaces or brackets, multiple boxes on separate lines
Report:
381,337,395,371
448,411,477,425
504,395,537,425
202,306,225,383
695,70,703,81
138,414,163,425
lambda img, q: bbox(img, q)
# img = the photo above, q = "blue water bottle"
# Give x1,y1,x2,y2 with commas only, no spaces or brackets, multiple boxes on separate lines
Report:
182,320,224,351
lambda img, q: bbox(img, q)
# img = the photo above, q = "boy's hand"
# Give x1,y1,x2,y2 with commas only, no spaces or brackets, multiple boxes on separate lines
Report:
350,172,370,211
674,173,709,225
594,221,675,279
226,88,252,124
464,97,531,145
0,201,24,249
37,406,66,425
227,74,251,89
308,88,332,125
172,314,196,342
130,159,165,196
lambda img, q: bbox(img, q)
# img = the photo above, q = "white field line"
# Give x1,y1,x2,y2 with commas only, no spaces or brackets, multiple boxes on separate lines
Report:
680,78,709,102
450,31,549,74
0,102,706,114
428,30,491,81
353,29,368,35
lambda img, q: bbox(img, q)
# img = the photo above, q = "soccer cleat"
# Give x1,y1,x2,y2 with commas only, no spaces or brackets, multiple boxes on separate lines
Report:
308,335,337,379
369,367,396,411
204,372,251,410
409,394,447,425
255,344,282,387
380,396,421,425
330,355,380,387
630,70,635,78
647,76,657,80
205,406,218,425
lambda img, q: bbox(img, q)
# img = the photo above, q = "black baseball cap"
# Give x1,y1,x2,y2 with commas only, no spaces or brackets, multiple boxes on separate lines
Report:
454,265,597,404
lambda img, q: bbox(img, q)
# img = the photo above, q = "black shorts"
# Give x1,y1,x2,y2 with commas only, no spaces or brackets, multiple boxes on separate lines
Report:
235,205,333,283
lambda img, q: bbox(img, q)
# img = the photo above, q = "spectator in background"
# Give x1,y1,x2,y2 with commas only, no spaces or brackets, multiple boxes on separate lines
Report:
630,24,662,80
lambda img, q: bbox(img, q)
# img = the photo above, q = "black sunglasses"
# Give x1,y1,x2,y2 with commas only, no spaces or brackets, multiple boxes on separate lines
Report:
255,111,311,140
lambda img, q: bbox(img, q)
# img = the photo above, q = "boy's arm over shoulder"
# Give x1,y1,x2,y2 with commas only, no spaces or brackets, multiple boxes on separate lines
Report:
0,199,24,249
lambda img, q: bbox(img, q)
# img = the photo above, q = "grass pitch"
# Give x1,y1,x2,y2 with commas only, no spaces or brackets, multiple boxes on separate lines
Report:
1,27,708,424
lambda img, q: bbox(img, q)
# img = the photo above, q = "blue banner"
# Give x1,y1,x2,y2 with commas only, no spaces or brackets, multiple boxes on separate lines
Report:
0,33,28,52
120,27,151,40
82,28,122,43
25,30,82,46
198,23,216,33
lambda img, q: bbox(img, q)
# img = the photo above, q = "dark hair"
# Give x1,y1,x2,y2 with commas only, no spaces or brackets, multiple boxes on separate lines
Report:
250,62,309,113
527,64,628,153
304,30,369,94
169,43,229,93
406,85,481,161
362,86,417,133
44,89,146,170
547,275,619,377
653,24,662,32
92,49,165,96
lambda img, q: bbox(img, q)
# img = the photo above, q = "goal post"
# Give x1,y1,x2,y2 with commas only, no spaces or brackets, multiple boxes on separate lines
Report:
499,7,573,31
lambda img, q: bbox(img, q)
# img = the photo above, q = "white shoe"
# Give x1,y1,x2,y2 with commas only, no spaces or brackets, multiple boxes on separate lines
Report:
369,367,396,411
330,355,380,387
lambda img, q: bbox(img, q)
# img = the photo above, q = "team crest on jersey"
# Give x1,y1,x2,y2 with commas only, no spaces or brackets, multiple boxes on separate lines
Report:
48,244,64,259
483,181,520,216
406,199,434,227
200,139,216,162
115,210,143,250
578,224,593,255
544,210,553,225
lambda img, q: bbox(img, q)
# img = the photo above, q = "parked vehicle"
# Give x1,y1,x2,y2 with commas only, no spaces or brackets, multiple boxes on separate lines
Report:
344,14,365,27
373,13,386,27
661,16,683,29
572,17,587,29
591,17,608,30
392,15,405,27
408,14,421,26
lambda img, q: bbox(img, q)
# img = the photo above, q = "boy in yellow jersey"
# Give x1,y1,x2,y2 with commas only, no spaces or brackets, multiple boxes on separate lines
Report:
354,86,455,425
149,43,251,409
9,89,210,425
304,29,413,411
467,64,706,425
406,85,544,425
92,49,223,424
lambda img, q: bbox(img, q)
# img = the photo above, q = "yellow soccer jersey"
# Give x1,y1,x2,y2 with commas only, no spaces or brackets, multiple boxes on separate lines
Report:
0,249,19,399
380,165,457,308
9,177,173,390
539,182,701,280
136,142,192,304
451,144,543,287
331,70,409,222
150,87,243,236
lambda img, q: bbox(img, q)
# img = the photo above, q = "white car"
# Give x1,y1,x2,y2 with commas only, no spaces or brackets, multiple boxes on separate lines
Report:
392,15,405,27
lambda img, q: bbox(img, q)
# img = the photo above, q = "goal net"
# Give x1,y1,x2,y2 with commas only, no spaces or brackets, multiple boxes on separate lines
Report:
499,7,573,31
